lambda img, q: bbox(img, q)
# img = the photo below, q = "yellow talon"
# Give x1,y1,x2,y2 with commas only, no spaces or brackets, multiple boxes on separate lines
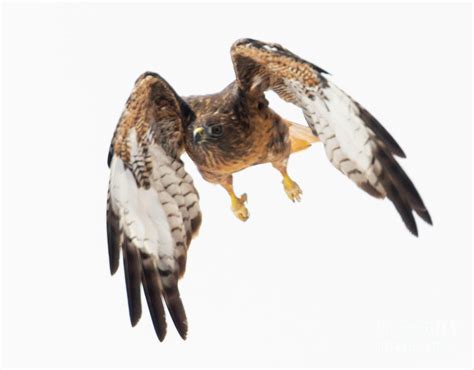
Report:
230,192,249,221
282,174,302,202
221,178,250,222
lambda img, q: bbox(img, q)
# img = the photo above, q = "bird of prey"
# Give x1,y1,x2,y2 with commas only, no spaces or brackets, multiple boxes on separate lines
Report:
106,38,432,341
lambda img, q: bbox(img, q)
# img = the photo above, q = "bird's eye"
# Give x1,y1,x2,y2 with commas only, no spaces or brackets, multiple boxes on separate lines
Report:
209,125,223,137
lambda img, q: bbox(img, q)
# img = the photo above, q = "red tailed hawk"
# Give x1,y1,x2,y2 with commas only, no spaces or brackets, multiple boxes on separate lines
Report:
106,38,432,341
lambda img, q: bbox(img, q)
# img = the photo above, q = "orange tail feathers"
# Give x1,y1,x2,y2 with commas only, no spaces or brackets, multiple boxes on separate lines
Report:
285,120,319,154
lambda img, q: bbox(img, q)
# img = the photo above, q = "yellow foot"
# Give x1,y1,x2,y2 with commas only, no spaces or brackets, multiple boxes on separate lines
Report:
283,176,302,202
231,193,249,222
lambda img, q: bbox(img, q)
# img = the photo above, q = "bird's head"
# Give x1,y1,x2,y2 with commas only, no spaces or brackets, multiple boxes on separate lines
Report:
191,119,226,145
186,111,249,163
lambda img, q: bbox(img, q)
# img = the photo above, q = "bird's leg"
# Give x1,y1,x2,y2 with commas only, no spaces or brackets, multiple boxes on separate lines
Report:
221,176,249,222
273,161,302,202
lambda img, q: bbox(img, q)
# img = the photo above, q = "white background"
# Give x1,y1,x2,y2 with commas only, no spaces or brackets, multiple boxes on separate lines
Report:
1,2,472,368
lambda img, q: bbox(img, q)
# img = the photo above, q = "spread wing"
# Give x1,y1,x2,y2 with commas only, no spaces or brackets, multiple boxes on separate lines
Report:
231,38,431,236
107,72,202,341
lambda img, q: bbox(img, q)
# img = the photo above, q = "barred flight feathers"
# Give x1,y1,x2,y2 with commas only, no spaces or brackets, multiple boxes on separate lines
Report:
106,39,432,343
231,38,431,235
107,72,202,340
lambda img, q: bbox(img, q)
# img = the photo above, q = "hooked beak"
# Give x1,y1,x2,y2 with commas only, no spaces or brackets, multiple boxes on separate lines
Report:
193,127,205,144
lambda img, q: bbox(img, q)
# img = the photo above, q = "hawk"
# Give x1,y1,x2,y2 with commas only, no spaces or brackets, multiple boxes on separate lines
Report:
106,38,432,341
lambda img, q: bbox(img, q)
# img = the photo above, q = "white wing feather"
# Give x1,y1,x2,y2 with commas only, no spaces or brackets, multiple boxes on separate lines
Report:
106,72,202,341
287,79,385,195
231,38,432,235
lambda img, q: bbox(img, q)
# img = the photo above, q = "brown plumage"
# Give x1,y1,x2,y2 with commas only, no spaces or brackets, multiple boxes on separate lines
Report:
106,38,432,341
184,82,292,184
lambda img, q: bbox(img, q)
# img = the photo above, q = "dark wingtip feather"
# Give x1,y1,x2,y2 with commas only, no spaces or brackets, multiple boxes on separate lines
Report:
163,285,188,340
107,144,113,167
190,212,202,236
359,181,384,198
357,103,406,158
401,210,418,237
385,181,419,236
380,151,425,211
375,147,434,236
122,238,142,327
309,62,330,75
106,205,121,275
140,253,167,341
416,208,433,226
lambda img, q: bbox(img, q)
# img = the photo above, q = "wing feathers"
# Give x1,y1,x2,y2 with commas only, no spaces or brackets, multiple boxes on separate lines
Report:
162,284,188,340
416,208,433,226
107,72,201,340
231,38,431,235
356,103,406,158
141,252,167,341
311,81,432,234
122,237,142,326
106,193,121,275
376,148,432,228
384,182,418,236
